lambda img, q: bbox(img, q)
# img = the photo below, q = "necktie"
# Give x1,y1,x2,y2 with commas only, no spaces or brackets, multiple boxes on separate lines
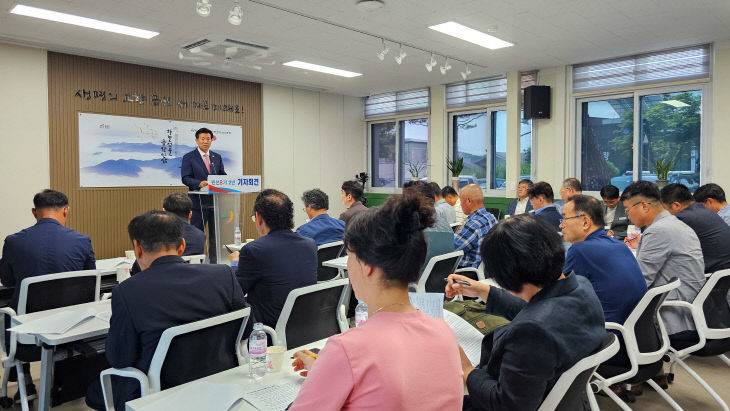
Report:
203,153,211,174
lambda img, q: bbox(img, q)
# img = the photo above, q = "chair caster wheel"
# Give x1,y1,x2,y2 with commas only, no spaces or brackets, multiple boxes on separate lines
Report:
667,373,675,384
0,396,14,409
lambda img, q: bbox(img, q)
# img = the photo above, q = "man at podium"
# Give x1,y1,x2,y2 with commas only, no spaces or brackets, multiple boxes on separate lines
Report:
181,127,226,263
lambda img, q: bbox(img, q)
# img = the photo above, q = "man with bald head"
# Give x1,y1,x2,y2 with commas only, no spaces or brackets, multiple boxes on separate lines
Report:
454,184,497,268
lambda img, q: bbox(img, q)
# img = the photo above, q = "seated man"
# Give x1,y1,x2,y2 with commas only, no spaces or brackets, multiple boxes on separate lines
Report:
561,195,646,324
404,181,454,269
694,183,730,227
296,188,345,246
0,189,95,398
85,211,246,410
454,184,497,269
338,180,368,224
600,184,629,240
622,181,705,344
429,182,456,224
555,178,582,213
660,183,730,273
506,179,534,216
230,189,317,328
442,185,466,225
528,181,562,231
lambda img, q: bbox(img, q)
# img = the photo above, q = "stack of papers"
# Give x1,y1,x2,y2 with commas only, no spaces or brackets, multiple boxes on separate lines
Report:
9,309,97,335
242,380,304,411
443,310,484,366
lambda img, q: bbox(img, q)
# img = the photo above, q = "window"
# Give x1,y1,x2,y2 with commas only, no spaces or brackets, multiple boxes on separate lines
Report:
577,88,704,191
365,88,429,119
520,111,533,180
451,108,507,192
369,117,429,188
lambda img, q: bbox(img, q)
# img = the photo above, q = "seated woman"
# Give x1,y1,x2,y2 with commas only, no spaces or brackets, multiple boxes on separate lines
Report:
290,194,464,410
446,214,605,411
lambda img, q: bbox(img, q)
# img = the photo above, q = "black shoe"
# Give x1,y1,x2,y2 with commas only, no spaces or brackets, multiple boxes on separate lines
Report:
13,384,37,404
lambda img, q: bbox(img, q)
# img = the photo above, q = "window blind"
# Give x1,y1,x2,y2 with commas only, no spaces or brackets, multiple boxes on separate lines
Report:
364,88,429,118
447,71,537,108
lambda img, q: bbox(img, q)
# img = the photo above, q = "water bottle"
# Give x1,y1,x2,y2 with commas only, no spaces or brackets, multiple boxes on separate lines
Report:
249,323,267,379
234,226,242,246
355,301,368,327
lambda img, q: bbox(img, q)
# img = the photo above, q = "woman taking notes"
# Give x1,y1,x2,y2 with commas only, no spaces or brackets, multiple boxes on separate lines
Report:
290,194,463,410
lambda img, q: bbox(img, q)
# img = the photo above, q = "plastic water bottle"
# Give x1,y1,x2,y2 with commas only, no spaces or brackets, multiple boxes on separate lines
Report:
355,301,368,327
234,226,242,246
249,323,267,379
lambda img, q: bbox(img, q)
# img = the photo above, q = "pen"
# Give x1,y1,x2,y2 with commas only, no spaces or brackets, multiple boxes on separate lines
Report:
445,278,471,286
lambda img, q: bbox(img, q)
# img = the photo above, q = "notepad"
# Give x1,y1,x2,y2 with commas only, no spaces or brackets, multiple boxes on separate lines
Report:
443,310,483,366
242,380,304,411
9,309,97,335
408,292,444,319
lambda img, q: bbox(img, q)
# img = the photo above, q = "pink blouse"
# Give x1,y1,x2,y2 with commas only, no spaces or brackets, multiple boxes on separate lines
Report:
290,310,463,410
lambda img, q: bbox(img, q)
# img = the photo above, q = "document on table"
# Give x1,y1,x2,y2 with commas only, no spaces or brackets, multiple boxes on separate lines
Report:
95,257,128,271
135,382,244,411
409,292,444,319
242,380,304,411
443,309,483,366
95,311,112,322
9,309,97,335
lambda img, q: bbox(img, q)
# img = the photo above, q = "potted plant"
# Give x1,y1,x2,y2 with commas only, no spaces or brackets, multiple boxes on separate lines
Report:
447,157,464,190
406,161,426,181
654,154,674,189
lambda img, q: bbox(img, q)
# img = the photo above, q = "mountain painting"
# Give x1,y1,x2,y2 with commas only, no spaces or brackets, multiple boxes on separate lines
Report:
78,113,242,187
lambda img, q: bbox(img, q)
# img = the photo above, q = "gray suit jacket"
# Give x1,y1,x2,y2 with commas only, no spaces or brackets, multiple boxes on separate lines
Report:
604,202,630,240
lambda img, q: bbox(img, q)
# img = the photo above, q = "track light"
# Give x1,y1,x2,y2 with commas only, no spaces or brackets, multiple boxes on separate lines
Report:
394,44,407,64
460,63,471,80
377,38,390,61
228,1,242,25
425,53,437,72
196,0,212,17
440,57,451,75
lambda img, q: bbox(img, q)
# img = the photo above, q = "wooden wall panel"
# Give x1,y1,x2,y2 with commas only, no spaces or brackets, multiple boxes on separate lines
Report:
48,52,262,258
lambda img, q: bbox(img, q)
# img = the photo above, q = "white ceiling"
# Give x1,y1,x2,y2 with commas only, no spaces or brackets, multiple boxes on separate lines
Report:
1,0,730,97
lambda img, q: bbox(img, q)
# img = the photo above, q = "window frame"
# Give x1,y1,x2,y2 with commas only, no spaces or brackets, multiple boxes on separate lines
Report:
367,115,430,193
573,82,711,194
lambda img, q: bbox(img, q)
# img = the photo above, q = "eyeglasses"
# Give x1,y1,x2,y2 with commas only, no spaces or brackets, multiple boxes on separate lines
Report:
559,214,585,224
627,200,653,213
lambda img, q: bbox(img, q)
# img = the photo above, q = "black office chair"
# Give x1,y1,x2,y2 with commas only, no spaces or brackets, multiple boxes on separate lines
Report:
415,251,463,293
270,279,349,349
485,207,501,220
316,241,344,282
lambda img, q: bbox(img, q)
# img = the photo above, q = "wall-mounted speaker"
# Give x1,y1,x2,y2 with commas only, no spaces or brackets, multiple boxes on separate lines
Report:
524,85,551,119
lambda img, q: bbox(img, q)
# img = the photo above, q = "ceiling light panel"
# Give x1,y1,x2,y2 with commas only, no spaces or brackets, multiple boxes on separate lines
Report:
9,5,159,39
283,61,362,78
429,21,513,50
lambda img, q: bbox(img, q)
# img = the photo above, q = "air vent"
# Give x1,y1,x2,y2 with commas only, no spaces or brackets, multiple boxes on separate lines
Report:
182,39,211,50
224,38,269,50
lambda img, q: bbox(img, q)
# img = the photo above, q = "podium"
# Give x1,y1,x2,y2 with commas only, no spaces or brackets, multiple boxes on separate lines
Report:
188,175,261,264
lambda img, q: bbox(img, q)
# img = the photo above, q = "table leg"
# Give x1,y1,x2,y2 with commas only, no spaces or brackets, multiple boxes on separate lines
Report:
37,345,54,411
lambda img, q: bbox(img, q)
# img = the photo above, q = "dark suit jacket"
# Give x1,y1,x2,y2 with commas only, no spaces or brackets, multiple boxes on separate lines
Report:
129,222,207,276
465,274,605,411
180,149,226,210
339,201,368,224
506,198,533,216
235,229,317,327
676,202,730,273
604,202,629,240
105,255,246,410
535,205,562,231
0,218,95,310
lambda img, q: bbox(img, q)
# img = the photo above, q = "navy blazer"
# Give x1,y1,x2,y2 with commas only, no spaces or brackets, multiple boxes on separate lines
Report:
235,229,317,328
506,198,533,216
182,223,206,255
676,202,730,273
0,218,95,310
535,205,562,231
465,274,605,411
105,255,246,409
180,149,226,210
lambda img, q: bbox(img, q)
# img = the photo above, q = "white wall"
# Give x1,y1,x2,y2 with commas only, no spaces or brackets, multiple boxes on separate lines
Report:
0,43,49,249
262,84,365,227
712,41,730,190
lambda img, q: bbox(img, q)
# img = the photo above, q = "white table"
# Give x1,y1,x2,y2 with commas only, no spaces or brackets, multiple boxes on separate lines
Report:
125,339,329,411
11,300,112,411
322,256,347,271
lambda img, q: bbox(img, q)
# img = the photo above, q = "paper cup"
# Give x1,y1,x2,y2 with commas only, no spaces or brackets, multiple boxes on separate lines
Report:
125,250,135,260
267,345,286,373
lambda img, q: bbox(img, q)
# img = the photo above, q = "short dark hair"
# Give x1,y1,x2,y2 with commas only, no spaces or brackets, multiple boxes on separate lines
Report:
428,182,442,198
660,183,694,205
33,189,68,210
254,189,294,231
567,195,604,227
128,210,184,253
163,192,193,220
344,193,435,286
620,180,661,203
480,214,565,293
301,189,329,211
528,181,554,202
694,183,727,203
195,127,213,139
563,178,582,192
518,179,534,188
341,180,363,202
599,185,620,199
442,186,457,197
403,180,435,201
